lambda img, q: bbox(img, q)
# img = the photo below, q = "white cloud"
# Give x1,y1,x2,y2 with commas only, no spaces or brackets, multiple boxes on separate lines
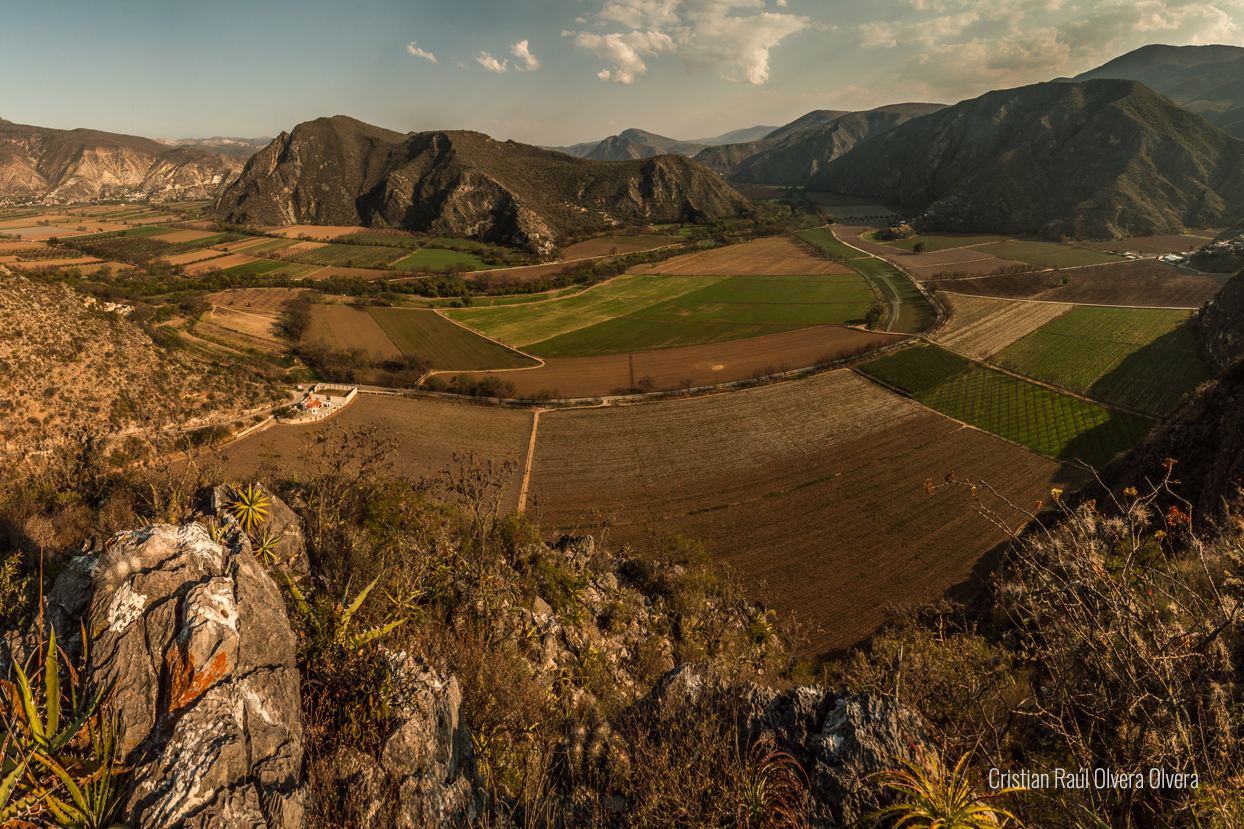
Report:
477,51,508,72
405,41,436,63
680,12,810,83
569,0,808,84
568,30,676,83
511,39,542,71
871,0,1243,98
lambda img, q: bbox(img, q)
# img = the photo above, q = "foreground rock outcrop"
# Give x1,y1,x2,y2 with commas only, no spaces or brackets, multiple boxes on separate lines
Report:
651,662,935,828
86,522,306,829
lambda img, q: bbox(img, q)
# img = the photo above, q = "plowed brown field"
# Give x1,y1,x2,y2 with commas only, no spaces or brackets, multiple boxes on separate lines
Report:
1080,232,1220,255
630,237,854,275
308,304,401,359
469,326,903,398
933,294,1073,360
219,395,534,510
930,262,1226,307
159,229,217,244
186,254,259,274
528,371,1086,656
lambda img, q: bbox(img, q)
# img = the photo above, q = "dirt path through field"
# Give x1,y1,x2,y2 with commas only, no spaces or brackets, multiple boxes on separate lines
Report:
827,226,903,333
517,408,546,512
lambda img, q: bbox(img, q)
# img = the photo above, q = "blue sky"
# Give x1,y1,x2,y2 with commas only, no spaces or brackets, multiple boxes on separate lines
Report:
3,0,1241,145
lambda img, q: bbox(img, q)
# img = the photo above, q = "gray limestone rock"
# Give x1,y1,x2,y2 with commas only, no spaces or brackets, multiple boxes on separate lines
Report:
86,522,305,829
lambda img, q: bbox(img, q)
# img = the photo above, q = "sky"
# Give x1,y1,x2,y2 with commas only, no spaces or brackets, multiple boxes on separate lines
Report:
3,0,1242,146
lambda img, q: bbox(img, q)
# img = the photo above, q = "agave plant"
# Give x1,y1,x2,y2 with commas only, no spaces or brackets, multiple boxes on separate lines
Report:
736,737,809,829
281,570,404,652
0,628,126,828
228,483,271,532
865,749,1024,829
253,527,283,566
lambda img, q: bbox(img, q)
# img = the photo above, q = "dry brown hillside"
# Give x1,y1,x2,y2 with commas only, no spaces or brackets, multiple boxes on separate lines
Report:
0,274,284,449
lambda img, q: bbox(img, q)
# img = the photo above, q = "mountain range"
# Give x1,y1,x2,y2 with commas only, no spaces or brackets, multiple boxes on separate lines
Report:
809,78,1244,239
209,116,747,245
0,118,244,203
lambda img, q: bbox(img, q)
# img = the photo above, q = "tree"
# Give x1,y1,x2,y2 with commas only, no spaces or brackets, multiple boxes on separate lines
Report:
913,241,926,254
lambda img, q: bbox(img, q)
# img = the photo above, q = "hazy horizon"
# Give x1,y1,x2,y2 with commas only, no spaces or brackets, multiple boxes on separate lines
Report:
5,0,1242,146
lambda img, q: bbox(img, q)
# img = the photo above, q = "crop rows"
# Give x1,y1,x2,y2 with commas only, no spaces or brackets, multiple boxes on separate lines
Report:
995,307,1207,413
857,345,971,394
284,243,407,268
916,365,1154,468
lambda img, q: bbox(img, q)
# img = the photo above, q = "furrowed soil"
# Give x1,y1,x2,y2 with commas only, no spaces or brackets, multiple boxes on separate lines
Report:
629,236,855,275
929,262,1226,307
368,308,539,371
462,327,904,398
307,304,402,360
185,253,260,274
933,294,1074,360
218,395,534,511
528,371,1085,657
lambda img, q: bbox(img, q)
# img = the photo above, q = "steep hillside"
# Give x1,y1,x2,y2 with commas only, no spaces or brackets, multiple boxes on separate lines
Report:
211,116,746,245
0,120,244,202
690,124,778,145
727,104,945,185
763,110,851,142
813,80,1244,239
0,275,282,449
585,135,664,161
616,128,707,157
1097,271,1244,521
1072,44,1244,138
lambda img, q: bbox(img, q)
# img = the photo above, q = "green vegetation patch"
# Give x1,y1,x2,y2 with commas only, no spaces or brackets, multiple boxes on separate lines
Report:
672,275,875,305
637,298,869,327
219,259,289,276
447,275,721,346
288,244,407,269
369,309,539,371
976,240,1121,268
916,365,1154,469
795,229,869,259
995,307,1209,414
857,344,971,394
527,317,804,357
392,249,491,271
883,234,1011,252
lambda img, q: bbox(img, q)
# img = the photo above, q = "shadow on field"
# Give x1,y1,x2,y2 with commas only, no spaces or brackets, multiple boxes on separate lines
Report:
1088,325,1210,416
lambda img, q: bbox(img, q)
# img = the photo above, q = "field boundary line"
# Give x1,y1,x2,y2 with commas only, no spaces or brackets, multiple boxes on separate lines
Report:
936,289,1204,311
517,408,544,513
828,226,949,337
911,340,1162,421
426,307,546,366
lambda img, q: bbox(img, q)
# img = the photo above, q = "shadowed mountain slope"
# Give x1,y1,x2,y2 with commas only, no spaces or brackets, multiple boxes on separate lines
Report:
1072,44,1244,139
811,80,1244,239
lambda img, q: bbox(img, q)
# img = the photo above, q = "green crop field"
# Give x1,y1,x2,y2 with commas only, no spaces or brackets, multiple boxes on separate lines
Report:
916,365,1154,469
447,270,878,355
795,229,869,259
287,244,407,268
881,233,1011,252
218,259,289,276
368,308,539,371
857,345,970,394
191,233,246,247
240,239,299,255
976,241,1121,268
392,249,491,271
70,226,174,240
995,307,1210,414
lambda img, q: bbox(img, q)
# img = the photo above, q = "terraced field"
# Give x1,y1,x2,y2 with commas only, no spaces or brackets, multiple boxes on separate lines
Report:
994,307,1212,414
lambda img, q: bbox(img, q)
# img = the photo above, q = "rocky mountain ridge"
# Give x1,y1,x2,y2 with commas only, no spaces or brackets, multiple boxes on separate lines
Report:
210,116,747,245
0,120,244,203
812,79,1244,239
